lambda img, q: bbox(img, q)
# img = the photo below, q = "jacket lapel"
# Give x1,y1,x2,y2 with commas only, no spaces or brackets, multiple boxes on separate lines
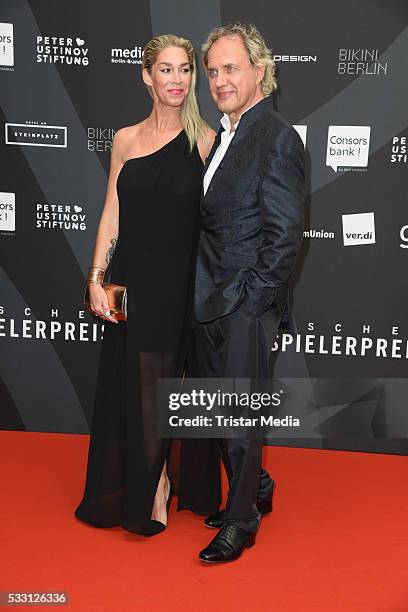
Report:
229,95,275,148
200,126,224,202
200,96,275,204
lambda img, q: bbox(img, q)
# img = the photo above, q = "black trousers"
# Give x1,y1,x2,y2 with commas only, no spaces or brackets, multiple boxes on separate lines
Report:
193,304,281,533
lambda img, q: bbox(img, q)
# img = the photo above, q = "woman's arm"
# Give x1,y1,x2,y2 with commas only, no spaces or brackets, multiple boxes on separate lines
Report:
90,128,127,270
87,128,128,323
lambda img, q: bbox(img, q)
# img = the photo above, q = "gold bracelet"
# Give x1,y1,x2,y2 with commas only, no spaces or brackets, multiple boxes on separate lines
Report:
87,267,105,284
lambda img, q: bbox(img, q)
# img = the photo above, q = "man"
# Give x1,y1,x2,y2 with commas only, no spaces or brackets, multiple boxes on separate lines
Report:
193,24,305,562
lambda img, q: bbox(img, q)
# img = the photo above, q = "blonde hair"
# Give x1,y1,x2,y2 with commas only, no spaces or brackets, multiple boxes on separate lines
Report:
202,23,277,95
142,34,207,152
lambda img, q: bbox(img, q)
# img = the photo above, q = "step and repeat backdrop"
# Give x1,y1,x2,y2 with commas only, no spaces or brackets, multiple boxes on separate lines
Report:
1,0,407,453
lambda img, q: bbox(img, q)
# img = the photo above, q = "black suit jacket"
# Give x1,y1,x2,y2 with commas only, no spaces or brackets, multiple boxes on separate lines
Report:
194,95,305,323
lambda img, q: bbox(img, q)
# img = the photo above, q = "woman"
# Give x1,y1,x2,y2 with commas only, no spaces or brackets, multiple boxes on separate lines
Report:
74,34,218,536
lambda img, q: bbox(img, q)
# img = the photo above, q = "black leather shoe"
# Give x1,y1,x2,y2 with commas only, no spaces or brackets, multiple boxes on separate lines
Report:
199,522,256,563
204,479,275,529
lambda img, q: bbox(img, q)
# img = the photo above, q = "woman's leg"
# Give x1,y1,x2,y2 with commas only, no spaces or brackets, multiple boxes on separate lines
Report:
151,459,170,525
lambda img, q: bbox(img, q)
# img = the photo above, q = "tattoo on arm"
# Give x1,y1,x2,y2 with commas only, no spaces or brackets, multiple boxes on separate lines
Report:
105,238,117,266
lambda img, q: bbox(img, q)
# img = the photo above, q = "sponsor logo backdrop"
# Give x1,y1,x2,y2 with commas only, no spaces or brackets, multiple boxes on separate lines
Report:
1,0,407,454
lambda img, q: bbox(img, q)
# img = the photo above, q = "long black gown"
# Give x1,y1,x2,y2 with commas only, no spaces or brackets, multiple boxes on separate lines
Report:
75,129,221,536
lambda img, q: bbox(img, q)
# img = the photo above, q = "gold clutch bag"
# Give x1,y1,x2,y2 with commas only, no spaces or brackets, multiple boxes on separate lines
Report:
84,283,127,321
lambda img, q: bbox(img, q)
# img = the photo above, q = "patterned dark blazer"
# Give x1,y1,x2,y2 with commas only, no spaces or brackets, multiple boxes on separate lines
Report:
194,94,305,323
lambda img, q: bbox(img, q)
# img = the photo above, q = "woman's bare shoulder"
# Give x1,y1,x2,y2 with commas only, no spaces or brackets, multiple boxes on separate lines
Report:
113,122,143,145
112,122,145,161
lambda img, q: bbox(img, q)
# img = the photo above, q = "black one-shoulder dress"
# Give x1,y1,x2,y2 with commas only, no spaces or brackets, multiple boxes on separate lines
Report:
75,129,221,535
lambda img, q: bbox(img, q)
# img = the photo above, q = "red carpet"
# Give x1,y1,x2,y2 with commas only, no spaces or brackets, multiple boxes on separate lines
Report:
1,430,407,611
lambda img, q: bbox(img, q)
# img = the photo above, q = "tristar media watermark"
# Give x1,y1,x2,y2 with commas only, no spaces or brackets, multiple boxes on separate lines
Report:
326,126,370,172
158,378,302,438
157,377,408,439
5,122,67,147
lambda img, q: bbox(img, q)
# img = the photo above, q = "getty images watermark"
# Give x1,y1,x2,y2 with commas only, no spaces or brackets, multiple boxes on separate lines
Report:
167,388,297,426
157,377,408,439
157,378,302,439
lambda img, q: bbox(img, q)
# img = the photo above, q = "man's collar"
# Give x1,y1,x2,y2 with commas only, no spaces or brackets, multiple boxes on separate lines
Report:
220,94,272,133
203,95,275,176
